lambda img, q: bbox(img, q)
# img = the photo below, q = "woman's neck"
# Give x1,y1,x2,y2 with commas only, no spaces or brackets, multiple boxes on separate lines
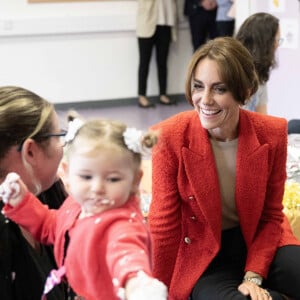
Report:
207,112,239,142
208,127,238,142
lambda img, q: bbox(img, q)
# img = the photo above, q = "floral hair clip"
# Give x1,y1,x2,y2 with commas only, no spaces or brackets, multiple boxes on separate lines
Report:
123,127,151,157
64,118,84,144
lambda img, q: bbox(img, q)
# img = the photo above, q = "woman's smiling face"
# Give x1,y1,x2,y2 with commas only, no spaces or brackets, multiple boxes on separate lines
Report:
191,57,240,141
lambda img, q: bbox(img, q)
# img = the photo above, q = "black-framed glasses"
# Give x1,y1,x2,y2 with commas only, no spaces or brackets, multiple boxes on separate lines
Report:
277,37,284,46
17,129,67,152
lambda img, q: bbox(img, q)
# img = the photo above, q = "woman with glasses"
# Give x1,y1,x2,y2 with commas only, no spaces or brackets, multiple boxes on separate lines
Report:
236,12,282,114
0,86,68,300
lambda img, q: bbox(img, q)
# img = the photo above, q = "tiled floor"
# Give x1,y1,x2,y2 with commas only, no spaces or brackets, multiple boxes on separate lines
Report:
55,95,192,131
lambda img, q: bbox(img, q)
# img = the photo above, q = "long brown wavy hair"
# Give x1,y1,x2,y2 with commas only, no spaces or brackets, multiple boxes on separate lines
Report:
235,12,279,84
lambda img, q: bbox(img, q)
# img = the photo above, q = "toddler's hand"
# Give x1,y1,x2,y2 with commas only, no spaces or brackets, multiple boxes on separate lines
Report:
0,172,27,206
125,271,168,300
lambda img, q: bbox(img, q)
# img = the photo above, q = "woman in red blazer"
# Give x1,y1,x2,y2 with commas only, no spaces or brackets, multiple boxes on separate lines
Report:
148,37,300,300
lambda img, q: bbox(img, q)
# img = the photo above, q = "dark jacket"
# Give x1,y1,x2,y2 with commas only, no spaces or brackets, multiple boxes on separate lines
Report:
184,0,203,16
0,179,68,300
184,0,217,16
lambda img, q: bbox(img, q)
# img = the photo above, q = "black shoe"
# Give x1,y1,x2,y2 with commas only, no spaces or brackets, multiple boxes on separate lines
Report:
159,95,176,105
138,96,155,108
138,102,155,108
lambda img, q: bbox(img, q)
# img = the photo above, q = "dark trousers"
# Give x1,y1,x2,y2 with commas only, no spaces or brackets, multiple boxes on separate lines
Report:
191,227,300,300
138,25,171,96
216,20,235,37
187,8,217,51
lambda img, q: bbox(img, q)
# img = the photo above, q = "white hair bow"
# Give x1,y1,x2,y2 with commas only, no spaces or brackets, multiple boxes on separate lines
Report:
123,127,151,157
65,118,84,143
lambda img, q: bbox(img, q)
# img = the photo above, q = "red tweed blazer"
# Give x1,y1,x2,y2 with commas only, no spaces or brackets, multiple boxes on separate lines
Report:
149,109,300,300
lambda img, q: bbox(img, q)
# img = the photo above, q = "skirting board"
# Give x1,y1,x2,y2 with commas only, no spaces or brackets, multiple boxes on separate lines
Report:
54,94,186,110
0,14,135,37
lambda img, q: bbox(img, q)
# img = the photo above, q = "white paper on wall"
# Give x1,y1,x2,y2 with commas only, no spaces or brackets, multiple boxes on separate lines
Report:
280,18,299,49
269,0,286,12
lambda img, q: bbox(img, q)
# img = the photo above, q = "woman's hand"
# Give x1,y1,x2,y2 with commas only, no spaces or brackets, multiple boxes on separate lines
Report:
200,0,217,10
0,172,28,207
238,281,272,300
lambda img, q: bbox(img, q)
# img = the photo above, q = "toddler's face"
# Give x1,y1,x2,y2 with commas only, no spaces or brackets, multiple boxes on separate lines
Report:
65,148,141,216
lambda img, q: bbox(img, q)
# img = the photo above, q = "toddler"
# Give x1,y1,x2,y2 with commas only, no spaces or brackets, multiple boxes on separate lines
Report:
0,116,167,300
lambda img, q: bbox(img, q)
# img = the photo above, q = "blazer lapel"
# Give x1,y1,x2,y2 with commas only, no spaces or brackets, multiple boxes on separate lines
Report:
235,111,269,241
182,117,222,243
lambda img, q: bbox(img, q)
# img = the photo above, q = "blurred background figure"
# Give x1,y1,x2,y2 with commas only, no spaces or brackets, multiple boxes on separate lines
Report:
215,0,235,37
136,0,177,108
184,0,217,51
236,12,282,114
288,119,300,134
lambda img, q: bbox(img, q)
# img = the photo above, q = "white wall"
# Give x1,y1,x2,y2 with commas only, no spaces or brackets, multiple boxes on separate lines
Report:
3,1,298,121
235,0,251,30
0,0,192,103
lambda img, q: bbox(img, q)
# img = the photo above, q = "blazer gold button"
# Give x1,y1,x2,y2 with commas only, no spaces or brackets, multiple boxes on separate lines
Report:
188,196,194,200
184,237,191,244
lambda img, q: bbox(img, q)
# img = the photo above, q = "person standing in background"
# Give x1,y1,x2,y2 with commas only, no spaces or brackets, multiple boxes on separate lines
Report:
136,0,177,108
184,0,217,51
236,13,282,114
215,0,235,37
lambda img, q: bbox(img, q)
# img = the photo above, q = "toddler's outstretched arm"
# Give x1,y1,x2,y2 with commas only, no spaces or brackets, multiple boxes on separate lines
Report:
0,172,28,207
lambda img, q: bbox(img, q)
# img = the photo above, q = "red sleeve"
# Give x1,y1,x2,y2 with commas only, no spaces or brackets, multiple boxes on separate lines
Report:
106,213,152,289
3,192,58,245
148,126,182,287
245,119,287,277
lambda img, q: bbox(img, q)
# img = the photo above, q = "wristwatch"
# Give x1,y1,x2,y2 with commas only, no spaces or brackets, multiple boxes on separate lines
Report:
243,276,263,286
